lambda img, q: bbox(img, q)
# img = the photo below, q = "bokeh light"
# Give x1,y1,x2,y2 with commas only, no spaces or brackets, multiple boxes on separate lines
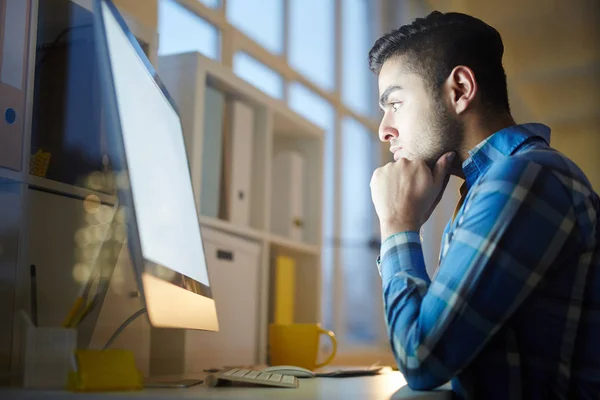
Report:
86,171,105,191
74,228,92,247
113,224,128,243
97,205,114,224
72,262,91,283
83,194,102,214
115,206,127,223
116,172,129,190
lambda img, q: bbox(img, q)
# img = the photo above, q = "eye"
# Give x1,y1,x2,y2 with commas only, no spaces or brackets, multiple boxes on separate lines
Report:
391,102,402,112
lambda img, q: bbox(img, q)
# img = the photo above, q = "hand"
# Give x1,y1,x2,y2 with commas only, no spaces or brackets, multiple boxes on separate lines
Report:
370,152,455,240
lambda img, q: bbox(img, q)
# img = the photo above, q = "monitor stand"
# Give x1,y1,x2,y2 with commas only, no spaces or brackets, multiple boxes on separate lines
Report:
143,376,206,388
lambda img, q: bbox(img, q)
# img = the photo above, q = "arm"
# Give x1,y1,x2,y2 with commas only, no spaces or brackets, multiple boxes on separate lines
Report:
378,159,576,389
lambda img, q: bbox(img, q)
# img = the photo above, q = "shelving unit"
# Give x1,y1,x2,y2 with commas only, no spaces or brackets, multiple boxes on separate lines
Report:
26,175,117,204
157,51,324,369
268,234,321,256
197,215,264,242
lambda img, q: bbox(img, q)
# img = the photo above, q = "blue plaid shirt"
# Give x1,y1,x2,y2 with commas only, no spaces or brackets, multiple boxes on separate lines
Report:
377,123,600,399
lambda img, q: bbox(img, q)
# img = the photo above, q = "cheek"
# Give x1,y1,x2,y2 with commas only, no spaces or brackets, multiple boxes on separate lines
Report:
392,109,420,144
401,108,438,157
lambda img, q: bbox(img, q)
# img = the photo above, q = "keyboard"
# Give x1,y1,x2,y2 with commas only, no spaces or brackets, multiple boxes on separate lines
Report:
204,368,298,388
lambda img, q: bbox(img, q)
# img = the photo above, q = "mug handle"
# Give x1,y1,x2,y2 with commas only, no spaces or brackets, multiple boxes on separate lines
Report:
315,328,337,369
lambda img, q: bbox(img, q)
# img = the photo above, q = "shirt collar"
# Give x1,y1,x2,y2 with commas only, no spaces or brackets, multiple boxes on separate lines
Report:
461,123,551,189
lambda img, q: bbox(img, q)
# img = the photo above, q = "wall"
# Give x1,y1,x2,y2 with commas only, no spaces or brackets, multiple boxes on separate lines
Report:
551,124,600,190
113,0,158,31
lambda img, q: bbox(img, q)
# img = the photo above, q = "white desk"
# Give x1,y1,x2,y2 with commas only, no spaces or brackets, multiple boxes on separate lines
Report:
2,371,452,400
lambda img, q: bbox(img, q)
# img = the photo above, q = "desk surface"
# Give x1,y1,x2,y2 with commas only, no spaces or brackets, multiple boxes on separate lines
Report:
2,371,452,400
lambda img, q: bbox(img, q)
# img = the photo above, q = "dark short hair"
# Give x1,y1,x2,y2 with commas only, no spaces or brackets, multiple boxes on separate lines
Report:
369,11,510,112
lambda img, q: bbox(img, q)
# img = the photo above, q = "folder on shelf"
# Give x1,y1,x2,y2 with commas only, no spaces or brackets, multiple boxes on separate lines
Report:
0,0,31,172
274,255,296,325
221,99,254,226
270,150,306,241
200,86,225,218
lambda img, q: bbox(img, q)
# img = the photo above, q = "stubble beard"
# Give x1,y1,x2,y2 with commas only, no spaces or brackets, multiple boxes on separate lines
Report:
421,96,464,170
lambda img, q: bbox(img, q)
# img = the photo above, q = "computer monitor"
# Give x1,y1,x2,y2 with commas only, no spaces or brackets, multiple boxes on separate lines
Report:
92,0,218,331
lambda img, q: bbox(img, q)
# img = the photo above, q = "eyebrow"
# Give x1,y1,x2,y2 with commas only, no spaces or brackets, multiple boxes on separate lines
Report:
379,85,403,108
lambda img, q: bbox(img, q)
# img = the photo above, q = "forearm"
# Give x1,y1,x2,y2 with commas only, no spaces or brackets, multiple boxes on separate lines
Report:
379,232,448,389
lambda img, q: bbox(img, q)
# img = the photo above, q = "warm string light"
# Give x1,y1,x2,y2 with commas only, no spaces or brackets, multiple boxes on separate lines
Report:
71,169,129,294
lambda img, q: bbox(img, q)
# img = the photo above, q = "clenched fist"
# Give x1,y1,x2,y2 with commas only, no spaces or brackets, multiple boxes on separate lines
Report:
370,152,455,240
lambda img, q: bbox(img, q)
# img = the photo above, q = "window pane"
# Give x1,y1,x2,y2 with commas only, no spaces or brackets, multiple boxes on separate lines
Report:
288,83,335,331
233,52,283,99
288,0,335,91
198,0,220,8
340,118,383,343
342,0,372,115
227,0,284,54
158,0,219,59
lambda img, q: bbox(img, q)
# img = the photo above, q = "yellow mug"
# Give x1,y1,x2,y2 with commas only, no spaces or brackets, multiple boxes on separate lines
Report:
268,323,337,370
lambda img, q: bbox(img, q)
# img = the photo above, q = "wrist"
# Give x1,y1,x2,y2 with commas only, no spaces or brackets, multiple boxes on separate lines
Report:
380,220,420,241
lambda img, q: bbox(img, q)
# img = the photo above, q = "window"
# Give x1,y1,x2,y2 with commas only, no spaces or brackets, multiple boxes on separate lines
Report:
227,0,284,54
158,0,386,351
288,0,335,91
158,0,220,59
197,0,220,8
288,83,336,331
342,0,373,115
340,117,385,344
233,52,284,99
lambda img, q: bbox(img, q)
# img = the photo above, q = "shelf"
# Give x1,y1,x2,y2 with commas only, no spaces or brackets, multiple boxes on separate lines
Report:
27,175,116,204
268,234,321,256
199,55,323,141
272,107,323,140
198,215,265,242
0,168,25,184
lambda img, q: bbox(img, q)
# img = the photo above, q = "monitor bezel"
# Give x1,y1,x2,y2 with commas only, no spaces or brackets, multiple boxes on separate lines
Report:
92,0,218,330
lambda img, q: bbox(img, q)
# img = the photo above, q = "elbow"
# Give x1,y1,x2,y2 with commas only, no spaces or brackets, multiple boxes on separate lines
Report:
404,374,439,391
388,330,449,390
396,361,447,391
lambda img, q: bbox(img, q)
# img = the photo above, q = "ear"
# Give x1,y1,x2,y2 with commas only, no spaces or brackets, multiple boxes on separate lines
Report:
446,65,477,115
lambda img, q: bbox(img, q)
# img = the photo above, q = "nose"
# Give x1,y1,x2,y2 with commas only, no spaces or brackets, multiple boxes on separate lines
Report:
378,112,398,142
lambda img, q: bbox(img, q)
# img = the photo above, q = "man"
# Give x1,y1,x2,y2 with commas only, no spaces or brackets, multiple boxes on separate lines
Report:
368,10,600,399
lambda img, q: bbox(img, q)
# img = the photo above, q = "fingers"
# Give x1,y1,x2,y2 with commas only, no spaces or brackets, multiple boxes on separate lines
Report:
436,174,451,203
433,152,455,186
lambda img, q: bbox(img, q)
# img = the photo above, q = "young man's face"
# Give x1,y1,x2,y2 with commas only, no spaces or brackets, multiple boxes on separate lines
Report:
377,56,461,168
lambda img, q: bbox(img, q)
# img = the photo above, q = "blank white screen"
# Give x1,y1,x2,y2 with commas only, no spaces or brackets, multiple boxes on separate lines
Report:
102,3,210,287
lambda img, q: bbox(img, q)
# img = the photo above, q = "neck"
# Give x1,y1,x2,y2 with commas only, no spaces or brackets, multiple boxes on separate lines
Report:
450,111,516,179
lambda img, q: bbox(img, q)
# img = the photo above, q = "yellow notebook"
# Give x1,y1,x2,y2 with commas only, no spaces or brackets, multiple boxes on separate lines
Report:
274,256,296,324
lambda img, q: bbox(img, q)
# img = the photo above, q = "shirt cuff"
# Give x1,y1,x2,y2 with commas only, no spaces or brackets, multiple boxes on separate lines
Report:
377,231,429,284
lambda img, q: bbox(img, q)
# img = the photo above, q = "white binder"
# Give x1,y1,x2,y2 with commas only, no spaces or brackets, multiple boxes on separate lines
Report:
270,150,305,241
0,0,31,171
199,86,225,219
226,100,254,226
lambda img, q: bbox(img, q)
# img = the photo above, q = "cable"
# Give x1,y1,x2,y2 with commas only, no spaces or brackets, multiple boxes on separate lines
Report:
35,24,94,68
102,307,147,350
